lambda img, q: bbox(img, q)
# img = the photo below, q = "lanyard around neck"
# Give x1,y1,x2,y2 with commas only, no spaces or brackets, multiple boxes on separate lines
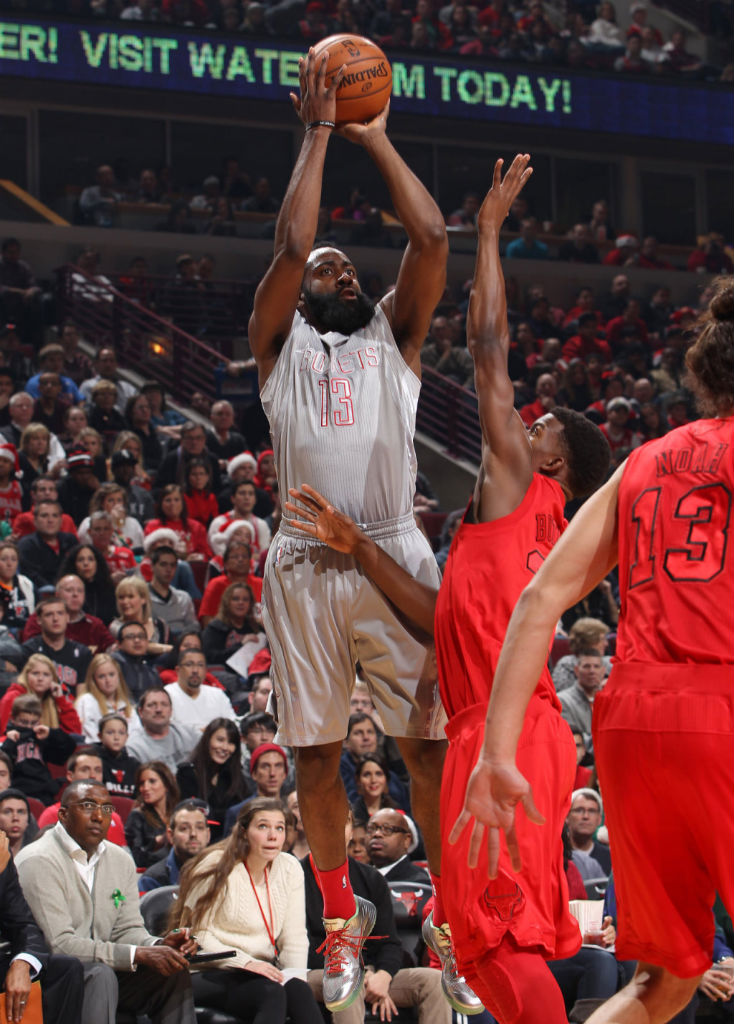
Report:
244,861,280,965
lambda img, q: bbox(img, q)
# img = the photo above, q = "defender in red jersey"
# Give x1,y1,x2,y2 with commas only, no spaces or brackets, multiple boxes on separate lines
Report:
455,275,734,1024
287,156,611,1024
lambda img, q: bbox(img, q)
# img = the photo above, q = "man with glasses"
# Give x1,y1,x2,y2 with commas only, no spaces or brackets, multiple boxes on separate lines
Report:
566,789,611,883
36,746,128,847
111,622,164,701
305,811,447,1024
365,808,429,884
165,648,236,733
16,779,197,1024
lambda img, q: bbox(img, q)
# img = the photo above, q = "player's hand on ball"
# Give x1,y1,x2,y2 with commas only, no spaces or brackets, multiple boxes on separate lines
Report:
290,48,345,128
448,757,544,877
337,100,390,146
477,154,533,232
285,485,363,554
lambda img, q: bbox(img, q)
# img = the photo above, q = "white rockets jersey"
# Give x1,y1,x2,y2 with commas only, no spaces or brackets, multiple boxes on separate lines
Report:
260,305,419,525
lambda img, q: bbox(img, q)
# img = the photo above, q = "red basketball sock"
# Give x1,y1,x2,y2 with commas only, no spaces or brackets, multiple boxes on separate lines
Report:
316,861,356,921
429,872,447,928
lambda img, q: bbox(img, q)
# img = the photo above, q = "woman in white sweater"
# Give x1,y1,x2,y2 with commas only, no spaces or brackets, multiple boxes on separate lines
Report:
174,796,322,1024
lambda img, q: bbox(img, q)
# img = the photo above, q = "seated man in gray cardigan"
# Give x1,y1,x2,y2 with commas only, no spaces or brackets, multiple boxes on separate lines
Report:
15,780,197,1024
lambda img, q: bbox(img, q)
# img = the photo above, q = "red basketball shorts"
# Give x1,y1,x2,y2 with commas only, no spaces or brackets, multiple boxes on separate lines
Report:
441,696,581,974
593,663,734,978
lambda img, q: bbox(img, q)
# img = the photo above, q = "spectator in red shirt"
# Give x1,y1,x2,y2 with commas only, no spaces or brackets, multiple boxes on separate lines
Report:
413,0,452,43
636,236,674,271
184,458,218,527
0,442,22,524
606,300,649,353
562,313,612,363
687,233,734,275
12,476,77,540
519,372,558,426
298,1,329,41
602,234,639,266
562,287,603,331
88,511,136,584
144,484,211,562
626,2,662,46
198,540,262,627
599,396,642,457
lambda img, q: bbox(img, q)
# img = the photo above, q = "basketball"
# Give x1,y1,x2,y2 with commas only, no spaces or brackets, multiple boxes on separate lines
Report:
311,35,392,125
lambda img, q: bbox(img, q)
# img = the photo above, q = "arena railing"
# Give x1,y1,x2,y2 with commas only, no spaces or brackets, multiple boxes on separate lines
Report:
417,367,482,465
55,263,232,404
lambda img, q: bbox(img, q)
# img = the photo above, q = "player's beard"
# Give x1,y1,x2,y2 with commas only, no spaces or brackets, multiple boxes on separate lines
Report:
302,288,376,334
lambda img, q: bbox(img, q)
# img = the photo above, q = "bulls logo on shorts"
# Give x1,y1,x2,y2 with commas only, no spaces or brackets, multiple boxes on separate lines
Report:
482,880,525,923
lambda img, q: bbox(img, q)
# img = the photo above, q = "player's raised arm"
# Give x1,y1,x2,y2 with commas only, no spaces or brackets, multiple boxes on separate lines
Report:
248,50,344,387
468,156,536,515
450,463,622,875
286,485,437,635
338,108,448,374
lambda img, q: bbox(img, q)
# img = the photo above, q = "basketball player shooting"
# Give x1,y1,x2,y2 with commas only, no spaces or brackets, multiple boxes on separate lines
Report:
248,47,479,1015
452,274,734,1024
286,155,612,1024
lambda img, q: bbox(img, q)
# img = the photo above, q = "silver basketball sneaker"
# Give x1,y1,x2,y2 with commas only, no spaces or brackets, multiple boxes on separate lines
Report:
318,895,377,1011
422,911,484,1015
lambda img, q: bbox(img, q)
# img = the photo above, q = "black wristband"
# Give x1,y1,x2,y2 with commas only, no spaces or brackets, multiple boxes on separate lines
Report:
306,120,336,131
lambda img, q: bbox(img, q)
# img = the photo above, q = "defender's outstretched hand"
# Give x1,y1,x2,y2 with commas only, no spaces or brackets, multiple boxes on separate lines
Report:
477,154,533,232
286,485,364,554
448,757,544,876
290,48,346,128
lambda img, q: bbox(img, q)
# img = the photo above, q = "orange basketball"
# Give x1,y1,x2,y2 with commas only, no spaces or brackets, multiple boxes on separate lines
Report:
311,35,392,125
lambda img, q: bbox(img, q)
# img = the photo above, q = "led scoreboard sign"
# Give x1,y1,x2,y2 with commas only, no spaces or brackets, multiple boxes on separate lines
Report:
0,17,731,145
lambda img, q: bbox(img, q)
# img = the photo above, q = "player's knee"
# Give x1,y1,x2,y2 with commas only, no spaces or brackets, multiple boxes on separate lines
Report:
294,742,342,788
630,963,700,1019
397,738,446,785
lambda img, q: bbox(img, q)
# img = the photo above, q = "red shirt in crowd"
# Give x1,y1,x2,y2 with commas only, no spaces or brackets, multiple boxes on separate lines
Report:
198,573,263,619
13,510,77,539
562,335,612,363
0,481,23,524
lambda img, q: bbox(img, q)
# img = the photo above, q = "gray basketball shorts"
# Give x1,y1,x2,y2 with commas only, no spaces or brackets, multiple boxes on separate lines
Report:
262,512,447,747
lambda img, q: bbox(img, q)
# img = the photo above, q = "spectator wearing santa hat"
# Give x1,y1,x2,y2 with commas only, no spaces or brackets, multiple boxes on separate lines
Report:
207,518,255,578
602,234,639,266
217,451,272,519
0,442,23,525
207,479,270,560
137,527,202,602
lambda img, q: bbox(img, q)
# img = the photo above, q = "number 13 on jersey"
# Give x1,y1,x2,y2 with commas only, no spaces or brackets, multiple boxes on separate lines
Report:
319,378,355,427
630,482,732,588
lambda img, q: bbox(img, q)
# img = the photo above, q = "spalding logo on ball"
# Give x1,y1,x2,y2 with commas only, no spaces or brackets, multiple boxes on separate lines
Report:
311,34,393,125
